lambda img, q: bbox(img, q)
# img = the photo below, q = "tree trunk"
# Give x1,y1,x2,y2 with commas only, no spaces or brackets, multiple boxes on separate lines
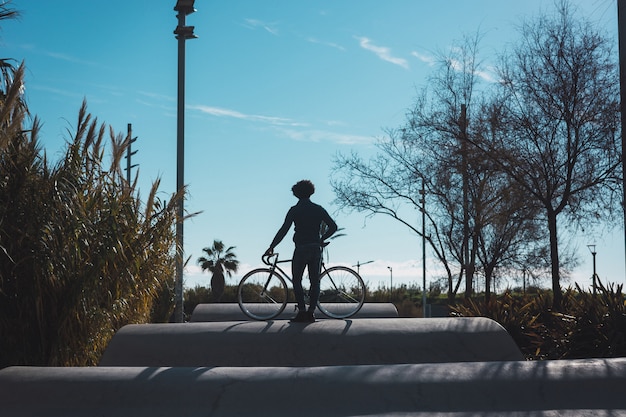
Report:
211,270,225,302
484,266,493,303
464,261,474,299
547,209,562,309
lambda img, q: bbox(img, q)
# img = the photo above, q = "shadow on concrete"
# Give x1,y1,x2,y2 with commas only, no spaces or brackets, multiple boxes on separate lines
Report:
98,317,523,367
1,358,625,416
190,302,398,322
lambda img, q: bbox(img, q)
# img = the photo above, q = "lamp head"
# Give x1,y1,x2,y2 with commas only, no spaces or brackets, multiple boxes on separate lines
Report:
174,0,196,15
174,25,197,39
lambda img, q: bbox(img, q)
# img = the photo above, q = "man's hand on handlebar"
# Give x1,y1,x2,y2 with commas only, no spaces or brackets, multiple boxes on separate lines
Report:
264,247,274,257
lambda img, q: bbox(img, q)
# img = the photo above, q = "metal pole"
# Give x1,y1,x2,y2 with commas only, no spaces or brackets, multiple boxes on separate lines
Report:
421,178,427,317
588,244,597,296
174,12,185,323
618,0,626,286
173,1,196,322
126,124,132,184
460,104,471,298
592,250,597,296
125,123,137,184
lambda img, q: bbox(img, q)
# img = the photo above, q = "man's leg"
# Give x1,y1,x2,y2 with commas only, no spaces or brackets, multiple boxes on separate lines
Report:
291,247,307,312
306,246,323,315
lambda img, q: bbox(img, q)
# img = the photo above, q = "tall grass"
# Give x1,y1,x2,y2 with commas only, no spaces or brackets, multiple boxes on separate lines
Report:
0,66,181,366
451,279,626,360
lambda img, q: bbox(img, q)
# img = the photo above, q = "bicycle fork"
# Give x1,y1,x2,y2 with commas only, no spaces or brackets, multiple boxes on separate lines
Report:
259,271,280,304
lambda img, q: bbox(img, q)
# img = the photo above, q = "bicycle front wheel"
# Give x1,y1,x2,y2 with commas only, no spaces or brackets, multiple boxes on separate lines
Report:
317,266,366,319
237,268,288,320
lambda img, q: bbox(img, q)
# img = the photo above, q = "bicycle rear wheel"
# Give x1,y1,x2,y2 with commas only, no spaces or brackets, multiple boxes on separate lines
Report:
237,268,288,320
317,266,366,319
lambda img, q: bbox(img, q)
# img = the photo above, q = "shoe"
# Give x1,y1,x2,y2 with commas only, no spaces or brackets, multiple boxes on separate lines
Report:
306,310,316,322
289,310,309,323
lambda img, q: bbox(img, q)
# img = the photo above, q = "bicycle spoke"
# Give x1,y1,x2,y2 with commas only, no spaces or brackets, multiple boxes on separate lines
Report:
318,266,366,318
237,268,288,320
259,290,281,304
333,290,360,304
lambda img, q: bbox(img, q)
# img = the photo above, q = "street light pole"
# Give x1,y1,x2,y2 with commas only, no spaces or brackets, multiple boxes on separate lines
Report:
420,177,428,317
352,260,373,275
387,266,393,302
618,0,626,285
587,244,597,296
173,0,197,323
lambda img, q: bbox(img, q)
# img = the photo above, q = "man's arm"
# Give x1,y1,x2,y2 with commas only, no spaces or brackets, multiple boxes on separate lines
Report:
320,209,338,242
265,209,293,255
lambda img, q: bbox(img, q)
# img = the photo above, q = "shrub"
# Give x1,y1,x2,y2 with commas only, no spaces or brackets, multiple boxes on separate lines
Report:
0,67,180,366
450,282,626,360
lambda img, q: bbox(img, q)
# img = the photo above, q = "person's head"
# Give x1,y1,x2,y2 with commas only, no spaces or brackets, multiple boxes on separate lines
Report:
292,180,315,199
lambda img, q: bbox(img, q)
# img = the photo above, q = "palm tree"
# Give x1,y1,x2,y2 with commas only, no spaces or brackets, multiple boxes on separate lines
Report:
0,2,25,115
197,240,239,302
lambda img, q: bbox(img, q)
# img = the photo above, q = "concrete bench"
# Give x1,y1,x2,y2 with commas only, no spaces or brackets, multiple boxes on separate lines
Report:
190,302,399,321
1,358,625,416
99,317,524,367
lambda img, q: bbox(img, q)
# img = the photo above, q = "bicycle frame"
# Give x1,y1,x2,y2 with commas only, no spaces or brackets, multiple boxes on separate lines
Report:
238,244,366,320
263,254,293,283
263,252,332,286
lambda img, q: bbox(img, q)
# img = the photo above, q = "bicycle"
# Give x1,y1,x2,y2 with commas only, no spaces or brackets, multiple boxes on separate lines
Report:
237,243,366,320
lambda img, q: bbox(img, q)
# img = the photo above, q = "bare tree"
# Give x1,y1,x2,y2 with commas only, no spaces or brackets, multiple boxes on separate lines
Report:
483,2,621,308
332,34,546,302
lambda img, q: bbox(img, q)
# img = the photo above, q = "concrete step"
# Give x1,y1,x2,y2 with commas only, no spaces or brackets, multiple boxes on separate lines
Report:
1,359,625,416
190,302,399,321
99,317,524,367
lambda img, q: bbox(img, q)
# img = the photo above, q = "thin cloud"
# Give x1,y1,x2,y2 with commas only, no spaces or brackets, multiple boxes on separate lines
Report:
189,104,305,127
306,37,346,51
411,51,436,66
30,84,83,99
474,69,497,83
189,104,373,145
277,127,374,145
45,51,97,66
138,91,175,103
243,18,279,35
355,36,408,69
447,58,497,83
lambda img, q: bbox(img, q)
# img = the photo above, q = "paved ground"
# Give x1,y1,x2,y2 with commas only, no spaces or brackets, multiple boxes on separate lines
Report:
1,312,625,416
1,358,625,416
99,317,525,367
190,302,399,321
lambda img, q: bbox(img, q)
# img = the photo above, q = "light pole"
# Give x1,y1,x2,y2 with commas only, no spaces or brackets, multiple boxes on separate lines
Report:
587,244,597,296
420,177,428,317
387,266,393,302
618,0,626,281
352,260,373,275
173,0,197,323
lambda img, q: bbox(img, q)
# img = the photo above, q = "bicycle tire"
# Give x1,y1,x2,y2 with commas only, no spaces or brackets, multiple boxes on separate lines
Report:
237,268,288,320
317,266,366,319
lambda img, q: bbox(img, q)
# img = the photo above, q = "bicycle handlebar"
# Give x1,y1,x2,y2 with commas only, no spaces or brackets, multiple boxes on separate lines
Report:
261,253,277,265
262,241,330,265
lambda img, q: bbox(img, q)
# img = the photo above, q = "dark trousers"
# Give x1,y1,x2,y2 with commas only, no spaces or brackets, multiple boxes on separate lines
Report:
291,244,322,311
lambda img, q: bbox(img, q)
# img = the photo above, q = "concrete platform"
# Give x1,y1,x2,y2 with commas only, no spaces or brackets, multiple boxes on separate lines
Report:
1,359,625,416
99,317,524,367
190,302,399,321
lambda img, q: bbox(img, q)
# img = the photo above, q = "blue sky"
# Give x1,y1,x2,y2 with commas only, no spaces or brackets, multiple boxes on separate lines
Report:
3,0,622,293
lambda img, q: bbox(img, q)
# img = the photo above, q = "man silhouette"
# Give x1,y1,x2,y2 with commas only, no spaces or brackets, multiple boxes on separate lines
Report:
265,180,338,322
